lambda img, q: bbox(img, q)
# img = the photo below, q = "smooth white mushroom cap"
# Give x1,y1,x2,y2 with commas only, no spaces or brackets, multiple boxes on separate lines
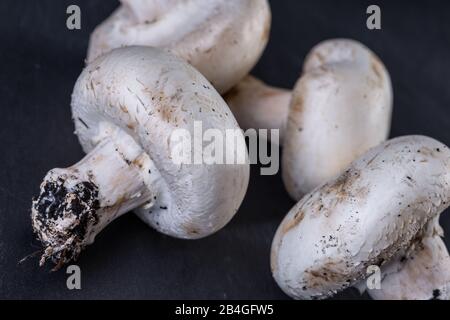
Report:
282,39,393,200
271,136,450,300
87,0,271,94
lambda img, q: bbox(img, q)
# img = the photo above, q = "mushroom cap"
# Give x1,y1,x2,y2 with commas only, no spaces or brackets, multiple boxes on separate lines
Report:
282,39,393,200
71,46,249,239
87,0,271,94
272,135,450,299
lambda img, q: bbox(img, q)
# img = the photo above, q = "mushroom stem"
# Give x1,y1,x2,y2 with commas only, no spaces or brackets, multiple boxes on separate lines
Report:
225,75,291,143
31,127,153,268
367,217,450,300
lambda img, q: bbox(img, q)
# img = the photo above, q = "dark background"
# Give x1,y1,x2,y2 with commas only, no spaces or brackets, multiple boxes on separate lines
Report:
0,0,449,299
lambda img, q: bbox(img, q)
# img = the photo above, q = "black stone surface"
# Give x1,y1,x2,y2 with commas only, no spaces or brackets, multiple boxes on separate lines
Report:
0,0,449,299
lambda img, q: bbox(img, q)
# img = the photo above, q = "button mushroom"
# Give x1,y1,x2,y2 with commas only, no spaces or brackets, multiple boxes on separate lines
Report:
226,39,393,200
31,46,249,268
271,135,450,300
87,0,271,94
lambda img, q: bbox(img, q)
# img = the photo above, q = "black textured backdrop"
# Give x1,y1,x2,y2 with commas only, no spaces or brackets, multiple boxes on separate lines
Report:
0,0,449,299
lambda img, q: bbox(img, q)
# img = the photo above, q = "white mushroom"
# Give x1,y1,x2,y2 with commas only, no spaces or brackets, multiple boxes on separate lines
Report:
271,135,450,300
226,39,393,200
87,0,271,94
31,46,249,268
